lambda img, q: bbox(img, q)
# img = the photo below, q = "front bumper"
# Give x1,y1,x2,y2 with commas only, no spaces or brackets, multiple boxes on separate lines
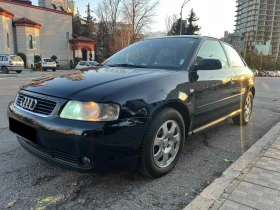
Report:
8,93,149,172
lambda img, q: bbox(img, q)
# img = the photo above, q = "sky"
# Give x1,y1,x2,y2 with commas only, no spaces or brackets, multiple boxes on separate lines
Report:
31,0,236,38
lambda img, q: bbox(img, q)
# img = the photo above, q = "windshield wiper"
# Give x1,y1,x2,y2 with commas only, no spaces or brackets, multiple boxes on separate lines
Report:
108,63,147,68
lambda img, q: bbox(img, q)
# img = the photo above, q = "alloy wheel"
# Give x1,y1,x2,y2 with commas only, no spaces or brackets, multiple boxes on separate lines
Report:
244,94,252,122
153,120,181,168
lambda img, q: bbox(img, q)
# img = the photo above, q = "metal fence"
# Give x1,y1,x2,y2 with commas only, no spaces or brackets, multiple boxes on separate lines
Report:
57,60,71,70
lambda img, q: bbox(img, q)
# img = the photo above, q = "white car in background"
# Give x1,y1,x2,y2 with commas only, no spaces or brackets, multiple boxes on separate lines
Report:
75,61,99,69
268,71,276,77
41,58,57,71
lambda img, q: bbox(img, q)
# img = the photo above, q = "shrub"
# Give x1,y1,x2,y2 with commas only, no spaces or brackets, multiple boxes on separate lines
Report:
16,52,26,68
34,55,41,63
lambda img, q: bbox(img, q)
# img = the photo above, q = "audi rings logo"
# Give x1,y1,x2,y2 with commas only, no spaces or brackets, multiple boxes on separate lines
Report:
20,97,38,110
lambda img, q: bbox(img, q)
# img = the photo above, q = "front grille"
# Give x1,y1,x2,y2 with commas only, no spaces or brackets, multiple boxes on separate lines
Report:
19,136,79,166
15,94,56,116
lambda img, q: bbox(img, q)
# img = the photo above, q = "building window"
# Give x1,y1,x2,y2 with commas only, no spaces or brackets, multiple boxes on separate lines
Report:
29,35,33,49
7,33,10,48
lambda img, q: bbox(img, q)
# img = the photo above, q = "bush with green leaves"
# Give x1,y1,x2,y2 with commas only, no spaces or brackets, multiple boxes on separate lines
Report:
16,52,26,68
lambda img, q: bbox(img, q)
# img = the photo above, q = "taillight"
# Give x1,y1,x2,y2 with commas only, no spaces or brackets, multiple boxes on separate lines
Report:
9,60,13,65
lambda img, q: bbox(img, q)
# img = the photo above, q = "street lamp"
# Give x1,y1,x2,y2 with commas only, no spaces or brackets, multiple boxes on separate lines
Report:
180,0,191,35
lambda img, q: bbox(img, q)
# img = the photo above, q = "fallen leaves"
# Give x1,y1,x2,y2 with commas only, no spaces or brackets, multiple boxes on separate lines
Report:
5,200,16,209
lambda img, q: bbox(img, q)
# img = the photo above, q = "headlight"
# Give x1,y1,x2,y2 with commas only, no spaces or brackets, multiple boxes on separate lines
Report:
60,100,120,121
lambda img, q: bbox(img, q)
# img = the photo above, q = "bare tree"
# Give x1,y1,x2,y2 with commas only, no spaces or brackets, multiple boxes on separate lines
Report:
121,0,159,44
95,0,121,34
165,14,177,35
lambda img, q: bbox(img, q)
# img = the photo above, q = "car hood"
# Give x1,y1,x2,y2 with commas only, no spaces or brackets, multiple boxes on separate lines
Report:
21,67,175,102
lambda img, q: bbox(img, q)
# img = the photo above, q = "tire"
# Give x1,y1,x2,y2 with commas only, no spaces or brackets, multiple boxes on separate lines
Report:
1,66,9,74
16,70,22,73
53,68,56,72
137,108,185,178
232,91,253,126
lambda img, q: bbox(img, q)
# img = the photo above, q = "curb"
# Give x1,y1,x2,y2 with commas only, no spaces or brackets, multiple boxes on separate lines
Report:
0,74,18,78
184,122,280,210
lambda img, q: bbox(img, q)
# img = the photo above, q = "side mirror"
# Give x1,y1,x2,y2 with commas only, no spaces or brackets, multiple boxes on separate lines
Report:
193,58,222,71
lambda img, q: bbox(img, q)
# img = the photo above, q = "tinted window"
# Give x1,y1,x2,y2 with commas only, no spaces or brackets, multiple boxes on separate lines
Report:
222,43,245,67
44,59,55,62
195,40,228,68
104,38,197,70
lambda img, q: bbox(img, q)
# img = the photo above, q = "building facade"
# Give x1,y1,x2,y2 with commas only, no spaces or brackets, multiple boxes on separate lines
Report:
221,31,244,53
0,0,74,67
234,0,280,57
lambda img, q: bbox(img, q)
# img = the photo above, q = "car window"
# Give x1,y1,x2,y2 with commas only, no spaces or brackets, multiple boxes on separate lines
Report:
11,56,23,61
89,61,98,66
104,38,197,70
222,43,245,67
79,62,85,66
195,40,229,68
44,59,55,62
1,56,8,61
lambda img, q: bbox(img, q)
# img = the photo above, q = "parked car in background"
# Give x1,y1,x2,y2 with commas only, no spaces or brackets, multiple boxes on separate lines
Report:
8,36,255,178
268,71,276,77
273,70,280,77
0,54,24,74
251,69,258,76
41,58,57,71
75,61,99,69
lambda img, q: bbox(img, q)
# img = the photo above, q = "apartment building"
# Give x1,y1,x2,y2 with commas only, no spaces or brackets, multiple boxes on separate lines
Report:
234,0,280,57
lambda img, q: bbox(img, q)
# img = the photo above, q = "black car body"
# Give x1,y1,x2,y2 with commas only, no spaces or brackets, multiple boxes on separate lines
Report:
8,36,255,177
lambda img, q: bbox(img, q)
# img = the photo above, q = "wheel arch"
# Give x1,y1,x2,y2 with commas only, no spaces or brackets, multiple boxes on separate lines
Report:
249,86,255,98
152,101,192,135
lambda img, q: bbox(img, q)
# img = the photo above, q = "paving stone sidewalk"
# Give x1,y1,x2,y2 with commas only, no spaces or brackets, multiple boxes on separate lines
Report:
185,122,280,210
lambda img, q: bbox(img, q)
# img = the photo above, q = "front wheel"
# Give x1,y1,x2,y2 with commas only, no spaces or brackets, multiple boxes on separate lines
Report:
53,68,56,72
232,91,253,126
16,70,22,73
137,108,185,178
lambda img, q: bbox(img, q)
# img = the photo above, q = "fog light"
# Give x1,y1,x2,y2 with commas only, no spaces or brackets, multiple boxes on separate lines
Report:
81,157,91,166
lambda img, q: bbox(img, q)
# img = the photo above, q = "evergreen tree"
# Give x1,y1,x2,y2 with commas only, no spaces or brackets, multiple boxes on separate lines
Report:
73,8,84,37
186,9,201,35
168,18,188,35
96,21,110,62
83,3,95,39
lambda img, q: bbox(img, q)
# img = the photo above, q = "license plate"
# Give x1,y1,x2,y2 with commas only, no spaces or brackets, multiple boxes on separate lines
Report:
9,118,37,144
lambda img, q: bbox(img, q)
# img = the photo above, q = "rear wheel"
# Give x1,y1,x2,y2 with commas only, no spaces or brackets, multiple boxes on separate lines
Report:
232,91,253,126
53,68,56,72
1,66,9,74
137,108,185,178
16,70,22,73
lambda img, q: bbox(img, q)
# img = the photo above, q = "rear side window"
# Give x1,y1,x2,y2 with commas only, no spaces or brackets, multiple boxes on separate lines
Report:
0,56,8,61
195,40,229,68
11,56,23,61
222,43,245,67
79,62,85,66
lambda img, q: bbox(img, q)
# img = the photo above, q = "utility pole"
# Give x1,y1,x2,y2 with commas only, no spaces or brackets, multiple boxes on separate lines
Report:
180,0,191,35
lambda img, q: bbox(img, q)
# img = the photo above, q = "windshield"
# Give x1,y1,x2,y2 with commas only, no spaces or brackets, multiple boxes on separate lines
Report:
103,37,197,70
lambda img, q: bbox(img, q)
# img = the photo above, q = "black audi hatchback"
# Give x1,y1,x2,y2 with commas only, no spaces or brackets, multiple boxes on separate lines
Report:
8,36,255,178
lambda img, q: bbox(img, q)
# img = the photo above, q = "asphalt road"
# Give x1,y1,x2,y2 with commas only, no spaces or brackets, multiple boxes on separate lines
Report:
0,72,280,210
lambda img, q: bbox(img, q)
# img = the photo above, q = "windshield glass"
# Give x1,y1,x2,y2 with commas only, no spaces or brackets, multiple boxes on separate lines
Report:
103,37,197,70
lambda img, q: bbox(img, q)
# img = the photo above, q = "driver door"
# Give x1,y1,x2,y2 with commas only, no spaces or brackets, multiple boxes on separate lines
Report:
192,40,236,129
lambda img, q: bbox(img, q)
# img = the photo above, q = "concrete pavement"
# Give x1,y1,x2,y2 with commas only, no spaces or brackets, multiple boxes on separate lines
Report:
185,122,280,210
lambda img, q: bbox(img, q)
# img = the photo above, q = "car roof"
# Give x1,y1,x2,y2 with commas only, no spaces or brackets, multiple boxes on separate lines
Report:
144,35,219,41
